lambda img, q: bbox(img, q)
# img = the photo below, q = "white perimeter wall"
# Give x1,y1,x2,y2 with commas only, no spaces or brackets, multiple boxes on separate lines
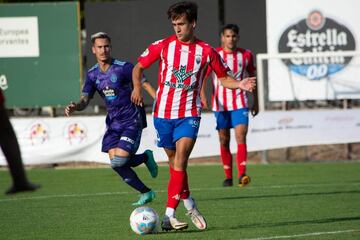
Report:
1,110,360,166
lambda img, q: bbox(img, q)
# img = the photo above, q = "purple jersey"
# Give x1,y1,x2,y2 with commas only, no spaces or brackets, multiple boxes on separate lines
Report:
83,59,140,131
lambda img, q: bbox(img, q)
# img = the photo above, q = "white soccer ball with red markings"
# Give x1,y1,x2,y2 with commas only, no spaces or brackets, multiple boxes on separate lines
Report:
129,206,159,235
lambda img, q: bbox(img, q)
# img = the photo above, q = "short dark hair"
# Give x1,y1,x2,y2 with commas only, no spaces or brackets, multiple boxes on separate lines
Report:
90,32,111,44
221,24,239,35
167,1,198,22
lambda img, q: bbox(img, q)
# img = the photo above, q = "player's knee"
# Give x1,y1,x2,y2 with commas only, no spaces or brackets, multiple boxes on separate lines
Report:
111,155,129,168
219,137,230,147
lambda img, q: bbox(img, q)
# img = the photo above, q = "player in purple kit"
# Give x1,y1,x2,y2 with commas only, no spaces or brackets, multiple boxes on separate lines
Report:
65,32,157,206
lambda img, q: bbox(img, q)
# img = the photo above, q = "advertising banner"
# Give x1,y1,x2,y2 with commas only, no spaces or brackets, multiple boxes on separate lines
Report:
266,0,360,101
1,110,360,166
0,17,39,58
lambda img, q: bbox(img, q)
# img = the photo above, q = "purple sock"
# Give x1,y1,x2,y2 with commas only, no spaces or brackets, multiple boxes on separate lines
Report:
112,166,150,193
129,153,147,167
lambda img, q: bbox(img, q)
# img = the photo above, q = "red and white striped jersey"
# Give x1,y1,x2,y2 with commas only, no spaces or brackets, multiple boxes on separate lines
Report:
138,35,230,119
208,47,255,112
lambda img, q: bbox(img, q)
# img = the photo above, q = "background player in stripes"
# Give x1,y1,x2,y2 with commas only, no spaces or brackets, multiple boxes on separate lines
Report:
131,2,256,231
65,32,158,206
202,24,258,187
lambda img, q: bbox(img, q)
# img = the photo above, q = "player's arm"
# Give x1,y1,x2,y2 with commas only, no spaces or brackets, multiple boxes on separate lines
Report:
218,75,256,92
200,67,212,109
142,81,156,99
64,95,90,117
132,39,162,105
131,62,145,106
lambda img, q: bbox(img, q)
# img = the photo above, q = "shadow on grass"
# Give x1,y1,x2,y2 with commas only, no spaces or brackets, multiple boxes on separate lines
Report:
155,229,204,235
203,190,360,202
228,216,360,230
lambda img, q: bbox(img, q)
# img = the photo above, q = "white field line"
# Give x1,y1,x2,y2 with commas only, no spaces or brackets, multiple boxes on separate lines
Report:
0,182,359,203
243,229,359,240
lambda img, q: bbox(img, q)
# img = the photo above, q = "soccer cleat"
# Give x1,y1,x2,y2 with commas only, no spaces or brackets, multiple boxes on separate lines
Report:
144,150,158,178
238,174,251,187
132,190,156,206
222,178,233,187
5,183,41,195
186,200,207,230
161,216,188,231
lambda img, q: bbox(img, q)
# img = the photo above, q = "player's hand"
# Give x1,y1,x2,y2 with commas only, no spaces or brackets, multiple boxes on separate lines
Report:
131,89,143,107
250,105,259,117
239,77,256,92
64,101,76,117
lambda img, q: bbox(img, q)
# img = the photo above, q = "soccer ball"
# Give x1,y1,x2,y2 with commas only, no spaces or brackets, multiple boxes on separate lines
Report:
129,206,159,235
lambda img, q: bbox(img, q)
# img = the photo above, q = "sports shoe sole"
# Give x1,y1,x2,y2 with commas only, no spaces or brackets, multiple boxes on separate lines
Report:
238,175,251,187
161,220,188,231
161,224,188,231
189,213,207,230
223,179,233,187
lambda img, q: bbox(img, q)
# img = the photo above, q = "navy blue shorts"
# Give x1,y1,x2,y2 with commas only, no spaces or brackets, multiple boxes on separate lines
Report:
153,117,201,150
214,108,249,130
101,121,142,154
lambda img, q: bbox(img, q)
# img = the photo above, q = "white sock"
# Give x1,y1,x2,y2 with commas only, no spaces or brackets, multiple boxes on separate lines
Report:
183,196,195,211
165,207,175,218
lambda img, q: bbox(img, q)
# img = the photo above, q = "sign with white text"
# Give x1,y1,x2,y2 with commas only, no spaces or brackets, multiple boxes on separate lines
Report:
0,17,39,58
266,0,360,101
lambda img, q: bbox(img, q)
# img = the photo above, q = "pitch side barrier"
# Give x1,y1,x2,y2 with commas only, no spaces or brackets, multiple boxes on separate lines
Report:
1,110,360,166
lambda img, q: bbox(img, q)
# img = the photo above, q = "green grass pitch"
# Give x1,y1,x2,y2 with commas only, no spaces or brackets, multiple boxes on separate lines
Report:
1,162,360,239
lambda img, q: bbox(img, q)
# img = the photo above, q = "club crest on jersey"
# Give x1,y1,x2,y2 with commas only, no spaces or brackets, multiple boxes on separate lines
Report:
110,74,117,83
167,65,197,90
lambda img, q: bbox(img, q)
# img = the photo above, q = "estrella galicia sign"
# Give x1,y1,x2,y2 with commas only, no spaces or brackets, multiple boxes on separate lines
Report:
278,10,356,80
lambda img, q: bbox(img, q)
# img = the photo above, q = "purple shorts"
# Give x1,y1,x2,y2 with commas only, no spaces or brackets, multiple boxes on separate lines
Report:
101,120,142,154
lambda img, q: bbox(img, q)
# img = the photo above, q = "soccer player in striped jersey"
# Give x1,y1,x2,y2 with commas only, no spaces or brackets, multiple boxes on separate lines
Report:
131,2,256,231
0,89,40,194
202,24,259,188
65,32,158,206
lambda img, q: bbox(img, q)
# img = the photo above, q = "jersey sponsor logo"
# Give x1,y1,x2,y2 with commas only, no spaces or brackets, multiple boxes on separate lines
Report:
279,10,356,80
120,136,135,144
110,74,117,83
166,65,197,90
102,86,117,101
